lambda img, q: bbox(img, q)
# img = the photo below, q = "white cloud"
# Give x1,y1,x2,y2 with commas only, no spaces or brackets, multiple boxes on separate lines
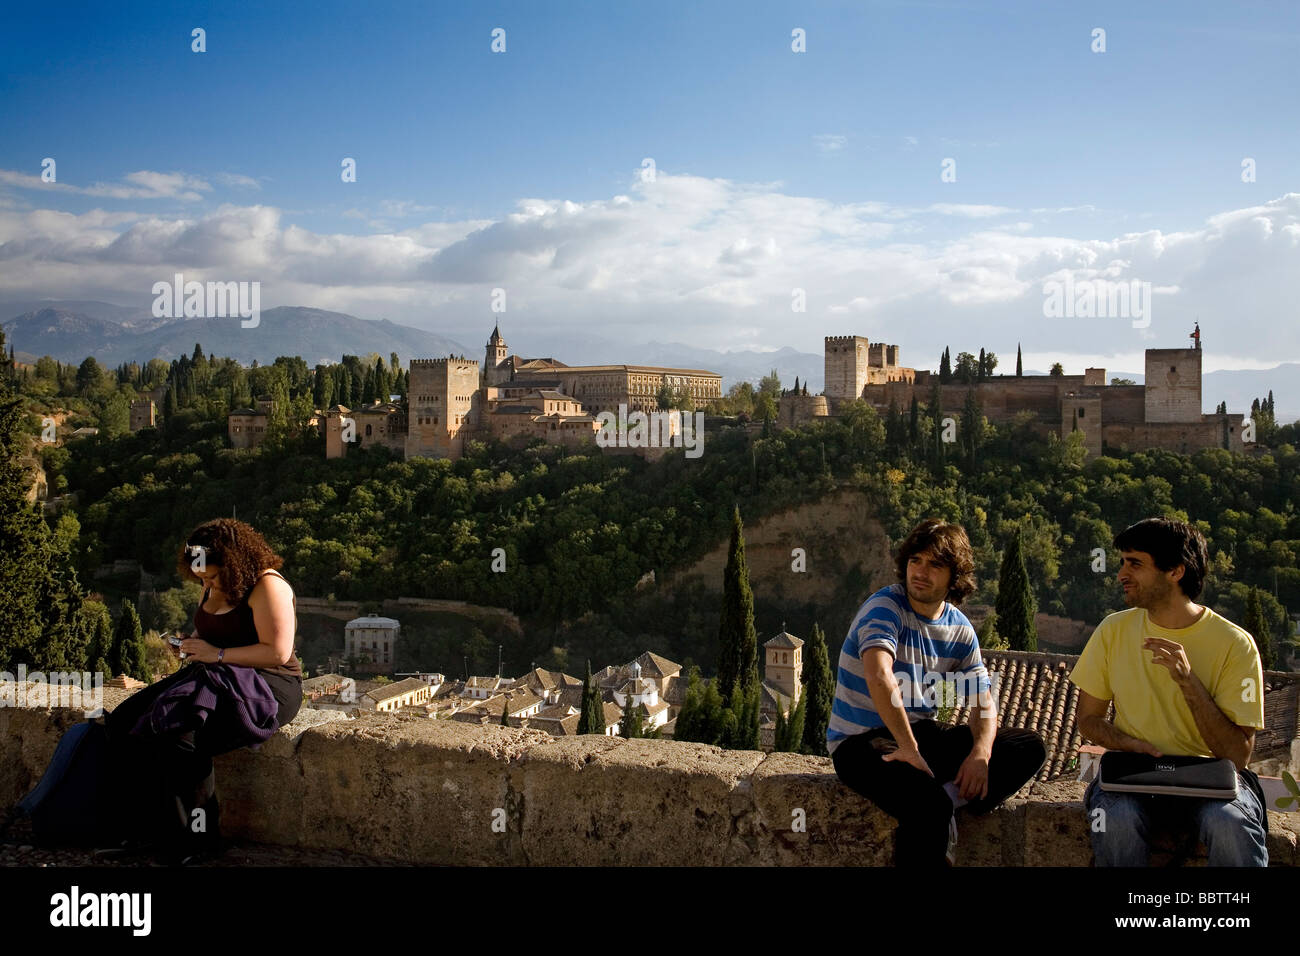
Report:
924,203,1017,218
1,174,1298,368
813,134,847,153
215,172,262,189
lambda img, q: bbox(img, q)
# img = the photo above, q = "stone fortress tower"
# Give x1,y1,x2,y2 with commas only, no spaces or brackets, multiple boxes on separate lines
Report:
823,335,913,412
406,356,482,460
1145,347,1202,422
824,334,870,408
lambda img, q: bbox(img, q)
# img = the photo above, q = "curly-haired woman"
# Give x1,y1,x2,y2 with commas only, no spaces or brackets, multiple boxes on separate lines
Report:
101,518,302,865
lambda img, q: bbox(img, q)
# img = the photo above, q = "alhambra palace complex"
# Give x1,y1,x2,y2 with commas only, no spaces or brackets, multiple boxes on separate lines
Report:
225,322,1248,459
315,323,724,461
781,326,1247,457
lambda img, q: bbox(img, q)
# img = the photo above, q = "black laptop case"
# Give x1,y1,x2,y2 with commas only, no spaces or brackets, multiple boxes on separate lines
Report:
1098,751,1238,799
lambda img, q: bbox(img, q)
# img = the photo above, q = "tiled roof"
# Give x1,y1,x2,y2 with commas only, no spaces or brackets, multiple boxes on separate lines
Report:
367,677,433,703
525,713,582,736
964,651,1091,781
759,681,788,715
765,631,804,650
636,651,681,678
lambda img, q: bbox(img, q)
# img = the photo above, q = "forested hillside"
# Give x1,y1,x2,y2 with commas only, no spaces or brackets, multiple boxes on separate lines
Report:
4,338,1299,677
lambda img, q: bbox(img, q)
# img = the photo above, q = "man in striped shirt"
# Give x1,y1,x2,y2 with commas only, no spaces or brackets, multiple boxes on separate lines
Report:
828,518,1046,866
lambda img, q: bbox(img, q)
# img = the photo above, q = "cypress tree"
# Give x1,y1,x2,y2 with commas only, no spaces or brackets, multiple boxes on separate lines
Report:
940,347,952,384
500,695,511,726
673,667,703,742
961,389,982,469
977,348,986,382
1016,343,1023,377
799,622,833,756
577,661,604,734
773,699,788,752
109,600,149,680
1244,586,1276,671
785,693,807,753
908,396,920,447
928,380,946,473
85,605,112,677
620,692,643,739
885,398,905,458
996,528,1037,651
716,506,759,707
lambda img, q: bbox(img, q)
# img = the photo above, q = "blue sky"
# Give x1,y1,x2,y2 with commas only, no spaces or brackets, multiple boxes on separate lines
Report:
2,0,1298,376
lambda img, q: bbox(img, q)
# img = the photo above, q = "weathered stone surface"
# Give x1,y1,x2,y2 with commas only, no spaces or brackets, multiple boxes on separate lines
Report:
749,751,893,865
296,715,551,864
520,737,763,866
213,708,351,845
2,704,1296,866
0,704,93,808
1023,780,1093,866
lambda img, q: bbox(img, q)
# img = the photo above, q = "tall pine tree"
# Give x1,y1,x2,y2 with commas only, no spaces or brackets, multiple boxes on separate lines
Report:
799,622,833,756
109,599,150,681
996,528,1037,651
577,661,604,734
620,692,643,738
716,506,760,708
1244,586,1276,671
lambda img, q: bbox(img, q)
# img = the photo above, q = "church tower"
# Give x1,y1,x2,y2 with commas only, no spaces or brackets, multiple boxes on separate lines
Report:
485,322,510,386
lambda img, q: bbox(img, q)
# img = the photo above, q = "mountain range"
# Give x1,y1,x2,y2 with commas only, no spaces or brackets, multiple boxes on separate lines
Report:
2,300,1293,421
1,302,468,369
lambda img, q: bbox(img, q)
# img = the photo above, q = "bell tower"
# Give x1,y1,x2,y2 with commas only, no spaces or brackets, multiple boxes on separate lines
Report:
485,323,509,386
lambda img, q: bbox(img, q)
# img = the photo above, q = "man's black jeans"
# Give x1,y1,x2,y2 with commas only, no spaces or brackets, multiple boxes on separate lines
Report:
831,719,1047,867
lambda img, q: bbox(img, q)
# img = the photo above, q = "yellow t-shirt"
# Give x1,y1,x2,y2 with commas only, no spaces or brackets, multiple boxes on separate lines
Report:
1069,605,1264,757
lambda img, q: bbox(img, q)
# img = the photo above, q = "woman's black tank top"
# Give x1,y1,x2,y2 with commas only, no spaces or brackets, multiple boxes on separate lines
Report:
194,569,301,679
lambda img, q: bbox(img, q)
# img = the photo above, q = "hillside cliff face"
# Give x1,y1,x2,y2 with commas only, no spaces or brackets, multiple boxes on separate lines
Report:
665,487,896,611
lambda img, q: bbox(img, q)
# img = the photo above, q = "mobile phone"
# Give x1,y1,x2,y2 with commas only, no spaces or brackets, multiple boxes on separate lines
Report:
167,635,184,647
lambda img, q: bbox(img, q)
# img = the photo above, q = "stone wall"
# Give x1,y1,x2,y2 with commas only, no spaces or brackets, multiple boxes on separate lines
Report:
2,693,1297,866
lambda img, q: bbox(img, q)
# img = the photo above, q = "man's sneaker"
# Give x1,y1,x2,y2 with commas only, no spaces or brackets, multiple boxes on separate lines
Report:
945,814,958,866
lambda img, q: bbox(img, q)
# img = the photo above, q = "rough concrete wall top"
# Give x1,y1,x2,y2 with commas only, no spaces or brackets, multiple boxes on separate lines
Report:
2,698,1296,866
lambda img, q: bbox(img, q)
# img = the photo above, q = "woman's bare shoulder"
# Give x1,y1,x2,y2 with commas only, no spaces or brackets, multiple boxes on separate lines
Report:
250,569,295,603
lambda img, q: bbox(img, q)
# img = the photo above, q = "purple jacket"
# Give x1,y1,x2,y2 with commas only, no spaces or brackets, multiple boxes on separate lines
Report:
130,662,280,750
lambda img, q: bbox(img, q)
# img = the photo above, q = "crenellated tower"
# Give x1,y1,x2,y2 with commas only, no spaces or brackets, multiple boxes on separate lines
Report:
824,335,870,407
406,357,482,460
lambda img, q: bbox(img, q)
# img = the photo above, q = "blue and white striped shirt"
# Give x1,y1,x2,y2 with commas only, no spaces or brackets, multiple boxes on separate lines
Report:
826,583,990,756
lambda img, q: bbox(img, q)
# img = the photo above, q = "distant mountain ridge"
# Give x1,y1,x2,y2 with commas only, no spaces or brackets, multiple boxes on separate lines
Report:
3,302,1294,421
2,303,470,367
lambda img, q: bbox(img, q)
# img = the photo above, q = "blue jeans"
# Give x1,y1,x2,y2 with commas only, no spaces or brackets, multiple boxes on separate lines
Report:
1084,774,1268,867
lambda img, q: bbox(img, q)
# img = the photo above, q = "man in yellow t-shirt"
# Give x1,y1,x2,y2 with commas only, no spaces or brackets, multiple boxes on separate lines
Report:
1070,518,1267,867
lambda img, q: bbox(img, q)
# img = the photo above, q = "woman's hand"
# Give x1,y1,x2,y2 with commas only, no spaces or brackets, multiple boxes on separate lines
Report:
179,635,221,664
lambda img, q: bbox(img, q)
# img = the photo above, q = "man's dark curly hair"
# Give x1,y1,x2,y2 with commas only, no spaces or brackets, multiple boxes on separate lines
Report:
177,518,284,603
894,518,977,604
1113,517,1209,599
